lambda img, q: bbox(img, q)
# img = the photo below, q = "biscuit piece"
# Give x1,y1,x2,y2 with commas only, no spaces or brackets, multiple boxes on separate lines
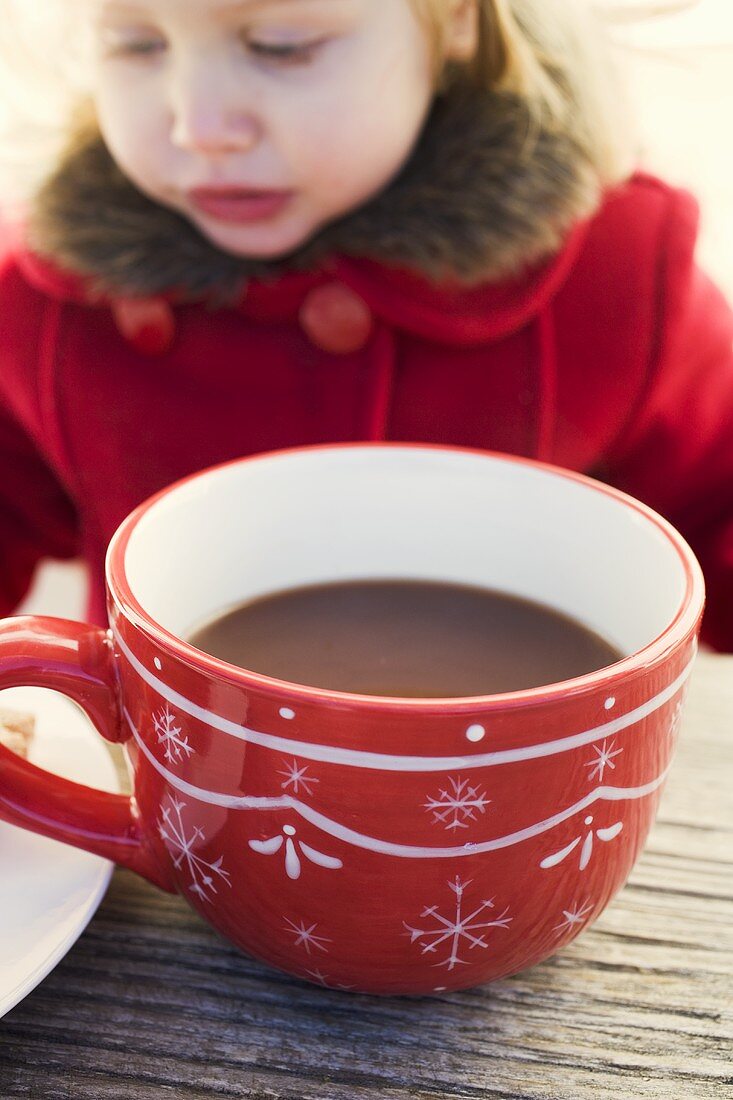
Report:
0,708,35,759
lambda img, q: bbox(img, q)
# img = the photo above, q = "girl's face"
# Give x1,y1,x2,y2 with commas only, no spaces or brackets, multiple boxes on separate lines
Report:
87,0,475,259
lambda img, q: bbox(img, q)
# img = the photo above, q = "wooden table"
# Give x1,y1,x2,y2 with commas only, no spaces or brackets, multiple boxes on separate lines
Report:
2,654,731,1100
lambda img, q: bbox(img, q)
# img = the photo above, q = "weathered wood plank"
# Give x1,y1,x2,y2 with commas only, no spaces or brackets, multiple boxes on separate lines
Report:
1,655,731,1100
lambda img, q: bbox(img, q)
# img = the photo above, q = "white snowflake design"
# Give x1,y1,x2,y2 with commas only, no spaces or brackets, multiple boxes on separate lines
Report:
158,797,231,900
669,699,685,744
404,876,512,971
283,917,331,955
553,898,594,936
249,824,343,881
540,814,623,871
301,968,355,991
153,704,193,765
585,738,623,783
278,758,319,797
424,776,491,831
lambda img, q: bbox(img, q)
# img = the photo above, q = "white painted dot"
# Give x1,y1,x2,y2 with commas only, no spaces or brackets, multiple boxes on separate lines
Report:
283,825,296,836
280,707,296,720
604,696,616,710
466,724,486,743
584,815,593,826
153,657,162,671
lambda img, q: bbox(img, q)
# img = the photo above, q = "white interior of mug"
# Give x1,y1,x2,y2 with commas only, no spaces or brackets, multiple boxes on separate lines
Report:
121,447,689,656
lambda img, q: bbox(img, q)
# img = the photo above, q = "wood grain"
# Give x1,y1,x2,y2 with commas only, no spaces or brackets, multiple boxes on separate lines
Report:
1,654,731,1100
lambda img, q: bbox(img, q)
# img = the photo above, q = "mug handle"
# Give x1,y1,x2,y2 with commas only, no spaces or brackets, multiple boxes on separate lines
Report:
0,615,175,892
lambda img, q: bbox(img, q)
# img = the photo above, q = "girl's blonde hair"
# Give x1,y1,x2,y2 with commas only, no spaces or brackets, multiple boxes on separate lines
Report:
0,2,94,210
410,0,651,186
0,1,694,210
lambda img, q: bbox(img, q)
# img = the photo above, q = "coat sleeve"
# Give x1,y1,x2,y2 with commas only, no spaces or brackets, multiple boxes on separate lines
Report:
600,189,733,651
0,395,81,615
0,239,81,615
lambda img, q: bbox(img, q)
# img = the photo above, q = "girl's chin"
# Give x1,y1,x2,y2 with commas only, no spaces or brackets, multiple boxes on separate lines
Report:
190,208,317,261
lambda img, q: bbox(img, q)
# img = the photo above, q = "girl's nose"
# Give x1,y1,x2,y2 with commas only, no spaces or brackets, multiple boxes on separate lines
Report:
171,104,261,154
169,65,262,154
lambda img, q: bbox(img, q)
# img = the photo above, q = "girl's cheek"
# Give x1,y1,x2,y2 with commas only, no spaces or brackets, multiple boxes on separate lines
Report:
299,97,420,194
95,93,169,195
96,73,165,141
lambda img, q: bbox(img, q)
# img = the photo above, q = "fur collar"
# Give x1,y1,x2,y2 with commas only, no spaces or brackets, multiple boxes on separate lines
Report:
27,75,602,303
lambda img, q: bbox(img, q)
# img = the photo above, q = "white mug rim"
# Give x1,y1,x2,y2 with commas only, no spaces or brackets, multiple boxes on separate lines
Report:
105,442,705,712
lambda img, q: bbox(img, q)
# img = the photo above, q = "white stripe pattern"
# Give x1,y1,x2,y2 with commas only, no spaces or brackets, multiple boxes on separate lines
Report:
114,627,693,773
126,708,670,861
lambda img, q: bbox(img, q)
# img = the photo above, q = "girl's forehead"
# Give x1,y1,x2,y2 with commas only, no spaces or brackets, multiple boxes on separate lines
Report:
89,0,363,16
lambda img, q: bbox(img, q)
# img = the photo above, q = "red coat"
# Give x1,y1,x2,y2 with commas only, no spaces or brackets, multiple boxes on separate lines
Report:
1,171,733,647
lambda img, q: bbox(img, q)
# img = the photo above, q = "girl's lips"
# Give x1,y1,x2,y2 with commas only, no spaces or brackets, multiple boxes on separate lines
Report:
188,187,293,223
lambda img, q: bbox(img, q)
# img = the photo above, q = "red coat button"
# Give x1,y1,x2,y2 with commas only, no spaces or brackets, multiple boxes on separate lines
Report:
299,282,373,355
111,296,176,356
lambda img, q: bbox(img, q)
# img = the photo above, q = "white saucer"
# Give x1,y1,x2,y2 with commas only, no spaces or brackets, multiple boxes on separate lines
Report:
0,686,121,1017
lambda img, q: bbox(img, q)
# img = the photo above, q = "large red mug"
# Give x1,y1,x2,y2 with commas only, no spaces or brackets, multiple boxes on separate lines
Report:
0,444,704,995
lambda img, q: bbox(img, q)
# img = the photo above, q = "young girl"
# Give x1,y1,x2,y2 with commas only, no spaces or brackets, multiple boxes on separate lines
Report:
0,0,731,649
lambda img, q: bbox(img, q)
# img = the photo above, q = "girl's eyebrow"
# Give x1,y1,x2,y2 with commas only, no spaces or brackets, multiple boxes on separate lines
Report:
100,0,350,10
221,0,349,7
215,0,357,13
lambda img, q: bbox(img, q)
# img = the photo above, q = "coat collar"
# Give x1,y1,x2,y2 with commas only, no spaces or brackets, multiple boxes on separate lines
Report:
16,72,603,346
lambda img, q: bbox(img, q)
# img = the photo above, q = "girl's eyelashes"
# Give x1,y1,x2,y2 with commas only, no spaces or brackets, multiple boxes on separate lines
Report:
244,38,327,65
118,40,166,58
99,30,168,59
99,30,327,66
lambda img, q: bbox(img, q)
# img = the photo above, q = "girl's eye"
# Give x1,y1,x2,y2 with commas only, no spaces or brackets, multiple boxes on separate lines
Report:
245,38,325,64
101,31,167,58
122,40,166,56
